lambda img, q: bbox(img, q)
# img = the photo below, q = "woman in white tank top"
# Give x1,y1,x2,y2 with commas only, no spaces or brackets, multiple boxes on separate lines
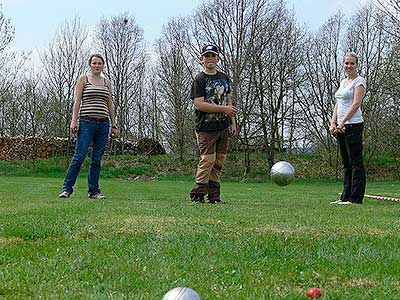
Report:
329,52,366,205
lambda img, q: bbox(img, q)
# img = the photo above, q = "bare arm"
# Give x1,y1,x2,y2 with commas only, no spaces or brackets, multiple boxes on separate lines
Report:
227,94,238,136
107,80,118,137
70,75,86,133
329,102,338,136
193,96,237,118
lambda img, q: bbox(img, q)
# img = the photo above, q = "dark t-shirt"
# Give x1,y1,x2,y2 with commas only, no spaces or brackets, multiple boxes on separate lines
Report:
191,71,231,132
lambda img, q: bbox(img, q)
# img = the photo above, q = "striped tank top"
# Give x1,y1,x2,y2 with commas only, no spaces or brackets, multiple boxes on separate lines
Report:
79,76,110,119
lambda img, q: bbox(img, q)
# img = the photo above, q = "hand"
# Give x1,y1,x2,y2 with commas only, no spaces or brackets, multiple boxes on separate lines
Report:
110,127,118,138
230,124,238,137
70,120,78,134
336,122,345,134
224,105,237,118
329,124,337,137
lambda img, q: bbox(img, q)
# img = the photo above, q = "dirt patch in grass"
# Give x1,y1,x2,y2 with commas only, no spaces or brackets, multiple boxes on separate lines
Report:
125,175,156,181
347,278,377,288
0,236,24,245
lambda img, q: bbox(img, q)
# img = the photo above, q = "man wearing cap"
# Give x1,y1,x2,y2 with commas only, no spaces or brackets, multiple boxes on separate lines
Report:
189,44,238,204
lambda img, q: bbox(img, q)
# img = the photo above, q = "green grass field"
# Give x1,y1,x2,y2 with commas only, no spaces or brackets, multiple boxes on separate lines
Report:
1,176,400,299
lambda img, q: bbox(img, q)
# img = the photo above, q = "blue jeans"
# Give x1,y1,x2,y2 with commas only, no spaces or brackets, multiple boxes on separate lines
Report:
62,118,109,195
337,122,366,204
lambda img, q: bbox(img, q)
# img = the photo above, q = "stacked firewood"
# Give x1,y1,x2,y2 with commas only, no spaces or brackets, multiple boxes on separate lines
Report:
0,137,165,160
136,138,166,155
107,138,165,156
0,137,74,160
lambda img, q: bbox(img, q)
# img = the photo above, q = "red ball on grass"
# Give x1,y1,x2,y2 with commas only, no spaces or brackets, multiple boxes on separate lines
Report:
306,287,322,298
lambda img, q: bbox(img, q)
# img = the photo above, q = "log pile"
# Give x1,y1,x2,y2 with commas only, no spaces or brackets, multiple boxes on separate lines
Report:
136,138,166,155
108,138,138,155
0,136,165,160
0,137,74,160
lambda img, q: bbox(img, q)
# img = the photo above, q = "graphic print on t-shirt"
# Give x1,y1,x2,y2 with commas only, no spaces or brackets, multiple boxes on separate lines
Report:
191,71,231,131
204,78,229,123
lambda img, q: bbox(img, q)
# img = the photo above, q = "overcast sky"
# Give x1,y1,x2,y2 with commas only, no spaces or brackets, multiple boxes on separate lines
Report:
1,0,369,54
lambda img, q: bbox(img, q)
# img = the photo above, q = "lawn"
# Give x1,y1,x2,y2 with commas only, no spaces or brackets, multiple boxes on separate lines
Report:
0,176,399,299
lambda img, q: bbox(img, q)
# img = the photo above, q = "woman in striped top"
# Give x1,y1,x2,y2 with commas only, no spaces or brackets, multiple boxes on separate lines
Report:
58,54,117,200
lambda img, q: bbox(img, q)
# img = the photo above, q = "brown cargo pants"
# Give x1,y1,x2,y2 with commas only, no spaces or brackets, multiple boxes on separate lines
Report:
190,128,228,201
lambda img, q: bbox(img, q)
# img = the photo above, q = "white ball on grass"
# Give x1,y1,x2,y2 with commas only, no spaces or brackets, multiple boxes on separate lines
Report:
162,287,201,300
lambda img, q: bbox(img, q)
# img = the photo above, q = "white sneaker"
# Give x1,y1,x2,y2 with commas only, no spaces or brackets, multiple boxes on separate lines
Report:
88,193,107,200
58,191,71,198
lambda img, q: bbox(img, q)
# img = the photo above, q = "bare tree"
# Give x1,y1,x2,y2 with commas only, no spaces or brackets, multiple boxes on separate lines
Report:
40,17,89,137
155,17,197,159
344,4,396,166
143,66,163,142
251,3,305,169
0,6,14,53
0,53,29,136
297,12,344,163
95,13,146,143
18,72,48,137
375,0,400,38
0,7,29,136
375,0,400,95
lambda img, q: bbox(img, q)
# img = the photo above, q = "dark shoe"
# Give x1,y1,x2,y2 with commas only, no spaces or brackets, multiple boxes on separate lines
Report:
190,194,205,204
208,198,223,204
88,193,107,200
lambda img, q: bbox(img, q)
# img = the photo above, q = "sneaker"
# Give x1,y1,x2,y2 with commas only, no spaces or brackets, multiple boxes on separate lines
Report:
208,198,224,204
88,193,107,200
58,191,71,198
190,194,205,204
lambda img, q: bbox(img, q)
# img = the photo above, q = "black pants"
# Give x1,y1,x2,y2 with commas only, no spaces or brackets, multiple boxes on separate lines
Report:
337,122,366,204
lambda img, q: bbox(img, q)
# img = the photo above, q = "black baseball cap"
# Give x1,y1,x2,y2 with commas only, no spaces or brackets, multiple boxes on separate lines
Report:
201,44,219,56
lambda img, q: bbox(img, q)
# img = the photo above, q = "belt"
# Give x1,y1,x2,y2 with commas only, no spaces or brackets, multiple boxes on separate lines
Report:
344,122,363,128
80,116,108,122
